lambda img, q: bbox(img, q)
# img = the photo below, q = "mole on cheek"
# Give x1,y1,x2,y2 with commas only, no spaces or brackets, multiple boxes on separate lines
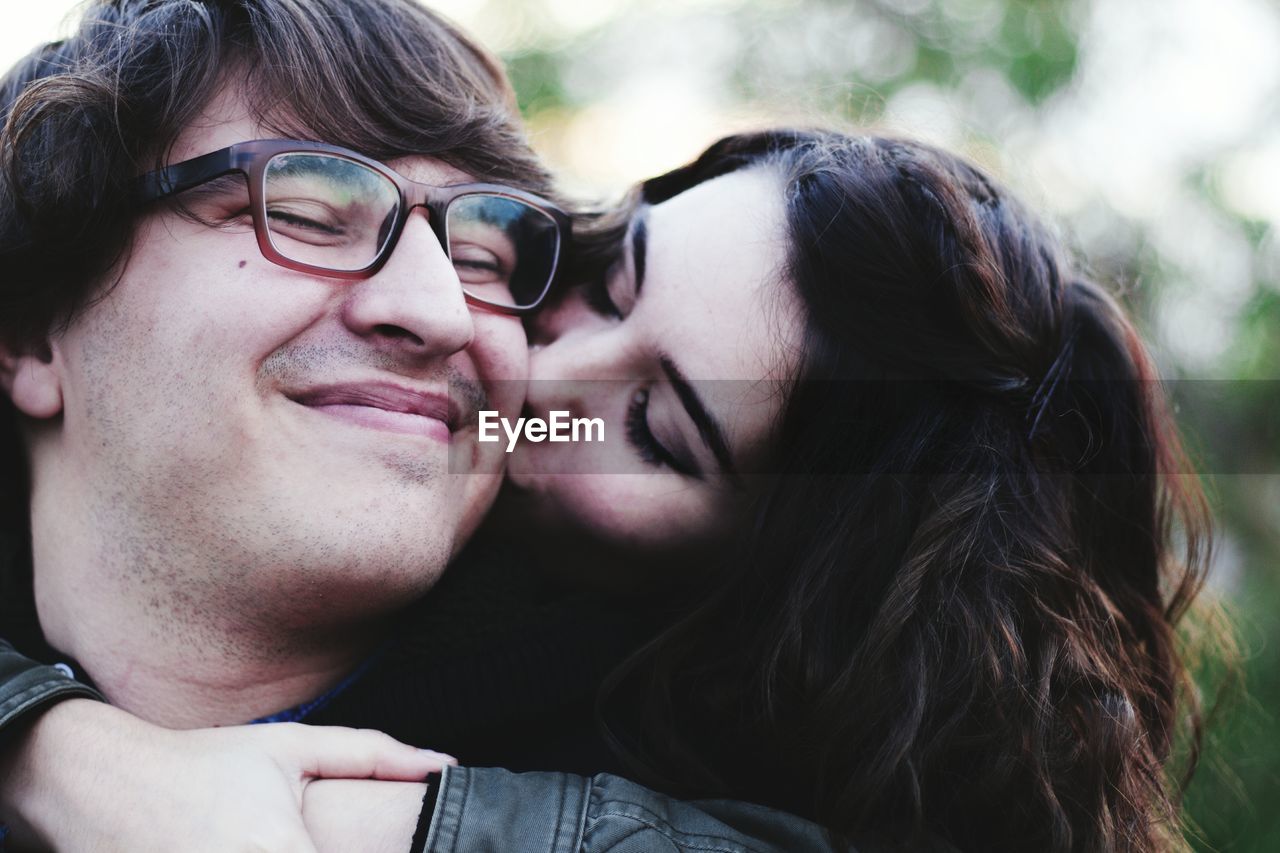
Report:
238,260,247,269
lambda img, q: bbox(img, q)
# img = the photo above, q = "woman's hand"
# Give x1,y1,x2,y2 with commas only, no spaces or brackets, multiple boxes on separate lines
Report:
302,779,429,853
0,699,452,852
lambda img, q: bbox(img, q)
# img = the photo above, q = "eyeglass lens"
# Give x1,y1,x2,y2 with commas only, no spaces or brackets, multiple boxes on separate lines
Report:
262,153,559,308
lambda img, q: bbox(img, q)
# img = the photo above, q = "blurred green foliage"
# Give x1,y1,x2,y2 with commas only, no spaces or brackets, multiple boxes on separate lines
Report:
485,0,1280,848
505,48,570,114
495,0,1086,124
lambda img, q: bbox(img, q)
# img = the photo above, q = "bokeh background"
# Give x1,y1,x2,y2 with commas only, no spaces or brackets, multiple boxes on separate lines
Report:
4,0,1278,849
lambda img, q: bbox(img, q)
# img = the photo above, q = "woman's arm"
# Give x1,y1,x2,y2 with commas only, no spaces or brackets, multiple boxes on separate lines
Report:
0,644,844,852
0,638,102,742
0,695,452,852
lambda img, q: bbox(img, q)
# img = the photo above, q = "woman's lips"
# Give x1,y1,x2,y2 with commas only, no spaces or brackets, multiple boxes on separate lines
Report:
289,382,458,442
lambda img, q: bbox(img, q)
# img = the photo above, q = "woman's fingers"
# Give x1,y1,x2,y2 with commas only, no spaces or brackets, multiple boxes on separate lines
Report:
266,723,457,781
303,780,429,853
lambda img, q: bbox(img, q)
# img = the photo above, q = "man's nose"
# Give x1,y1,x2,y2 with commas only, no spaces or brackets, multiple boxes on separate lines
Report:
339,212,473,360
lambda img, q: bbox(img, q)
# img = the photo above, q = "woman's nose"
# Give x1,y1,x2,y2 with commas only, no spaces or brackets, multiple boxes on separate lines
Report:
526,330,594,418
529,306,631,380
526,312,634,421
528,284,608,349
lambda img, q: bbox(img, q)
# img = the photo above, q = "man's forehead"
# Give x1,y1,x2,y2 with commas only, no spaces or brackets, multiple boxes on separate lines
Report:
386,155,472,187
167,84,260,161
167,85,472,185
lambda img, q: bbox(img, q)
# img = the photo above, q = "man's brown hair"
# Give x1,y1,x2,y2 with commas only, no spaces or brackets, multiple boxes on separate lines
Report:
0,0,553,352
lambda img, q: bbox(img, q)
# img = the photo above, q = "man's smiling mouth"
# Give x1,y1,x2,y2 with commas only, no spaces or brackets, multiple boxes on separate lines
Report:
288,382,460,442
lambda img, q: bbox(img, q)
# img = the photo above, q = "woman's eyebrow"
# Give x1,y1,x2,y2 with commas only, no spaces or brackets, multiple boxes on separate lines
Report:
659,355,741,487
630,208,649,296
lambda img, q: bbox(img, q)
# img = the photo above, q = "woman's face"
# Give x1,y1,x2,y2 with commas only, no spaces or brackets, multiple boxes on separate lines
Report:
503,167,807,553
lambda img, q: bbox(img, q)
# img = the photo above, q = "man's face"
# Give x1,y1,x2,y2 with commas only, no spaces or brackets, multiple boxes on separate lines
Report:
24,90,528,619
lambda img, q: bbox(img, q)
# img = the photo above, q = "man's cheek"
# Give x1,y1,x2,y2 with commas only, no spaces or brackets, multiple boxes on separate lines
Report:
454,470,503,553
474,313,530,382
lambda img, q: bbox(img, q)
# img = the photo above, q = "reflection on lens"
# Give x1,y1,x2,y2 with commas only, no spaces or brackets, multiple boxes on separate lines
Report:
263,154,400,271
448,195,558,308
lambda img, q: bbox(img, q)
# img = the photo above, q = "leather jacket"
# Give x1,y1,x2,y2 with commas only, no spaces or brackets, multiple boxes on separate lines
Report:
0,639,101,743
422,765,857,852
0,643,857,852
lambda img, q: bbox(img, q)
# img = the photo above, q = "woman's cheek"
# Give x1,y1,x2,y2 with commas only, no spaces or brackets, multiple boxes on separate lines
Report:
569,475,718,548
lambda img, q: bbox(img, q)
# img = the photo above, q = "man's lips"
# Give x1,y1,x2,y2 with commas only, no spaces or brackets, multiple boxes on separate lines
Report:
288,382,461,442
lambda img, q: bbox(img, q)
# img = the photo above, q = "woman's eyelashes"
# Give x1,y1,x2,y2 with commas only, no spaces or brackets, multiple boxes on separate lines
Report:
624,388,701,478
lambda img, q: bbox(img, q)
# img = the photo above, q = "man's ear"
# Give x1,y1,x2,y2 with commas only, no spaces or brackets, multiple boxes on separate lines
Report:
0,340,64,419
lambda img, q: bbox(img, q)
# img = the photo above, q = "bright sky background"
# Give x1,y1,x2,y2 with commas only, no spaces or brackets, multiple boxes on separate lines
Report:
7,1,1276,209
2,0,1277,375
0,4,81,70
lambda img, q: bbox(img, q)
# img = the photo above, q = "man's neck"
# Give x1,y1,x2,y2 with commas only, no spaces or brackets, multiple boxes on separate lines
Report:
39,583,384,728
68,630,379,729
28,522,389,729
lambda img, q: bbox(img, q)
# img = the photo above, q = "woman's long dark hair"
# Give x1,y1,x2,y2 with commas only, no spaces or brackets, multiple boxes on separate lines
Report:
603,130,1220,852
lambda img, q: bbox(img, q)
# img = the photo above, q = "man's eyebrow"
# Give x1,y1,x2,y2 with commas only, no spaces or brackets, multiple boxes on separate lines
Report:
630,207,648,296
188,173,246,193
659,355,740,486
175,173,249,206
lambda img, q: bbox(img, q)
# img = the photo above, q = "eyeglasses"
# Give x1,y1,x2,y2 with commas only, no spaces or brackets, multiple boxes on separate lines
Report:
136,139,570,314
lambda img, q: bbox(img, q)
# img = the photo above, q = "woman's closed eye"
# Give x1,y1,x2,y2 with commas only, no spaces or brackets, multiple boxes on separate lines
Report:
625,387,701,478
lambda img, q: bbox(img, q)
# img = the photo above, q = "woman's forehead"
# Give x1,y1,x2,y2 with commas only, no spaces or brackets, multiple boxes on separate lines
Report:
637,168,806,464
640,167,802,383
